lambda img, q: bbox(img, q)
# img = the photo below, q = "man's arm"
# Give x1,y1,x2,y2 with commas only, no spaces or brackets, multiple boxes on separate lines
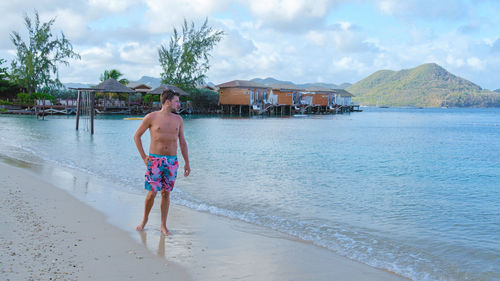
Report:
134,114,152,166
178,117,190,177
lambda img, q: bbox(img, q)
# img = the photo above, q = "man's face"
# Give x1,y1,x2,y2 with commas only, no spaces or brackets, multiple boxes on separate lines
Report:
167,96,180,112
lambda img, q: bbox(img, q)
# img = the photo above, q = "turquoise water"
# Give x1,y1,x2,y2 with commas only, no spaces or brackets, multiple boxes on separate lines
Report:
1,108,499,281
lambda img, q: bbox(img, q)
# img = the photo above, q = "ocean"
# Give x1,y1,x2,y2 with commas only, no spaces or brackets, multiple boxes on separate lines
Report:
1,107,499,281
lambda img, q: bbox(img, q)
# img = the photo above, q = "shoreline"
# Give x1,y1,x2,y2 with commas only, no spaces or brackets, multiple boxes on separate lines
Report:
0,161,190,280
0,156,409,281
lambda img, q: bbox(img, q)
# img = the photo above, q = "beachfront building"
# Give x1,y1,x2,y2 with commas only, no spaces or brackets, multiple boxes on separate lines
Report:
299,86,338,114
332,89,358,112
93,78,137,114
126,82,153,107
268,84,305,114
127,82,152,94
217,80,271,114
334,89,353,106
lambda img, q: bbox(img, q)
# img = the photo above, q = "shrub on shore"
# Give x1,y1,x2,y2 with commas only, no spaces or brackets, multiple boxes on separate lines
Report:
16,92,56,105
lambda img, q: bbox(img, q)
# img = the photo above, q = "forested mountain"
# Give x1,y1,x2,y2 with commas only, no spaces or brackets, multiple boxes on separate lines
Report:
347,63,500,107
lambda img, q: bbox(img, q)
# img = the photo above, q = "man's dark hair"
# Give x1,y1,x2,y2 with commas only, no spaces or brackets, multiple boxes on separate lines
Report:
160,90,180,105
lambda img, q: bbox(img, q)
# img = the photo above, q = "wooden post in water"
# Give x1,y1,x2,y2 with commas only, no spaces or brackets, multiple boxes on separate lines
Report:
75,90,81,130
41,99,45,120
128,93,131,113
90,91,95,135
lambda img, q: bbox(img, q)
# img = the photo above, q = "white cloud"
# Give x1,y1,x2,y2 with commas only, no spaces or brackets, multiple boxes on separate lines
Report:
306,31,327,46
144,0,232,34
378,0,396,15
316,23,380,53
333,56,365,71
466,57,484,70
79,44,116,63
446,55,465,67
88,0,139,12
50,9,89,40
119,42,157,64
215,28,257,58
68,42,162,83
244,0,343,31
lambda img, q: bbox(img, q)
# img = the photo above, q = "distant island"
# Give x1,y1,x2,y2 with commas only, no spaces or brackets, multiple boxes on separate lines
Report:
347,63,500,107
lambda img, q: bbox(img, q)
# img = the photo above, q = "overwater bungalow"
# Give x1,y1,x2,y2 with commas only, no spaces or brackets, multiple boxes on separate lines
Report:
217,80,271,114
334,89,353,106
267,84,305,114
332,89,358,112
298,86,337,113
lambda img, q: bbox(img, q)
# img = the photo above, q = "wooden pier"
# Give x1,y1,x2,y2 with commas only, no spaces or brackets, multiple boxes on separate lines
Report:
218,104,357,116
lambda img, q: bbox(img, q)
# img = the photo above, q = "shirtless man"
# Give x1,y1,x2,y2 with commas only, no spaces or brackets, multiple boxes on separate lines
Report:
134,89,190,235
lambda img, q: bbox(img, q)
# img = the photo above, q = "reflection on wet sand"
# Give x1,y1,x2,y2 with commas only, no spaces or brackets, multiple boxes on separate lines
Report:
138,230,166,258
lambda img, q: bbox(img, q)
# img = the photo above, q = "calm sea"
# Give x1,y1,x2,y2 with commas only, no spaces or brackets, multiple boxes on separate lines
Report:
1,107,499,281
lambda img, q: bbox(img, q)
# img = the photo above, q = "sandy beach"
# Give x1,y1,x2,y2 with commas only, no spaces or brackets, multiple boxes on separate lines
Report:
0,161,190,280
0,158,408,281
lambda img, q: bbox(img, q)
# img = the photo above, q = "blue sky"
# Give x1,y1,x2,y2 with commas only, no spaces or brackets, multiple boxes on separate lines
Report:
1,0,499,89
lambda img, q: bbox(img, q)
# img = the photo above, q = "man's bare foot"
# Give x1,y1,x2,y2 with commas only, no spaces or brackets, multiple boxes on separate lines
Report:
161,226,172,236
136,219,147,231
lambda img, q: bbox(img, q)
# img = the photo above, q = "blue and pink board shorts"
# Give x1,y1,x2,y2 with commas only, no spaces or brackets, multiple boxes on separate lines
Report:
145,154,179,192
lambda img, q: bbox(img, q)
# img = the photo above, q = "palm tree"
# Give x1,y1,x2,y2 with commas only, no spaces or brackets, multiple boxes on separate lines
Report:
100,69,129,85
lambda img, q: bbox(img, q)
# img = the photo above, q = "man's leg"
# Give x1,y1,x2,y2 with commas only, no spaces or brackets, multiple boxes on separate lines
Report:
160,190,172,235
136,190,156,231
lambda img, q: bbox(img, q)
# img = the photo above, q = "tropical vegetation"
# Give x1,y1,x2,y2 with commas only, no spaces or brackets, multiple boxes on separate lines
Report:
0,58,19,100
9,10,80,95
100,69,129,85
158,18,223,91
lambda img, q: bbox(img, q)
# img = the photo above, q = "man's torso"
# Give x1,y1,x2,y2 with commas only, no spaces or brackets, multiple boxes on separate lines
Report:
148,111,180,156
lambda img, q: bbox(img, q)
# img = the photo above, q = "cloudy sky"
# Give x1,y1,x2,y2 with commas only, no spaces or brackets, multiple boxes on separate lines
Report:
1,0,499,89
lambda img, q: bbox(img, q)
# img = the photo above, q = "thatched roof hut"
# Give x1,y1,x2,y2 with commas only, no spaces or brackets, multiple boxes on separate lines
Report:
95,78,136,93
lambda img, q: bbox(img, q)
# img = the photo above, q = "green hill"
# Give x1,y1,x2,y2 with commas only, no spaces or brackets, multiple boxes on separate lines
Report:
347,63,500,107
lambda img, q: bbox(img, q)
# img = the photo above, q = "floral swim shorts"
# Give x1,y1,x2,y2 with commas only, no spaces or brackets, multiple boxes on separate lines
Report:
145,154,179,192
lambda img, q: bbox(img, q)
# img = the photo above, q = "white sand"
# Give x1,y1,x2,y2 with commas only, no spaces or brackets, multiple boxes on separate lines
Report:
0,159,409,281
0,162,190,280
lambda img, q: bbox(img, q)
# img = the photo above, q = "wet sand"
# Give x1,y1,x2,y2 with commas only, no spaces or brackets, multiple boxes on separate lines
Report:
0,159,409,281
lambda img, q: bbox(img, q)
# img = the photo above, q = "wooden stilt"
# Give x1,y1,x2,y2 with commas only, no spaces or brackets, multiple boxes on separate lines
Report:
76,90,81,130
90,91,95,135
41,99,45,120
128,93,131,113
